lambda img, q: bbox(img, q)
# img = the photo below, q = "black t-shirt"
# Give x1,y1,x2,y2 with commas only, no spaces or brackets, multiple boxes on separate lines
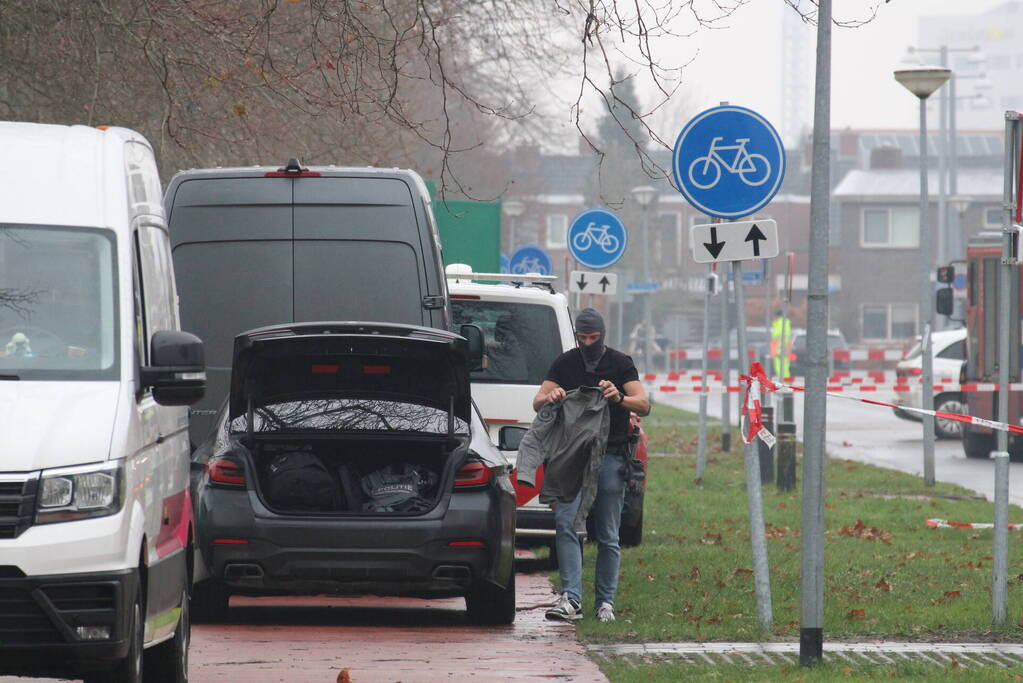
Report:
545,346,639,448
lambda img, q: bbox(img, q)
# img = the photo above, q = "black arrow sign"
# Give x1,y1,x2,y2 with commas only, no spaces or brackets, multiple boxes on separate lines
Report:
599,275,611,293
576,272,588,290
703,226,726,259
745,223,767,256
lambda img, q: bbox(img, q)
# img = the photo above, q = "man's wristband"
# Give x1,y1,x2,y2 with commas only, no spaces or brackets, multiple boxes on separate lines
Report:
615,392,625,405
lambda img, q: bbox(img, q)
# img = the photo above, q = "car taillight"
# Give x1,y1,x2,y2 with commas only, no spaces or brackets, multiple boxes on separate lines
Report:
910,367,922,376
454,461,492,487
208,457,246,487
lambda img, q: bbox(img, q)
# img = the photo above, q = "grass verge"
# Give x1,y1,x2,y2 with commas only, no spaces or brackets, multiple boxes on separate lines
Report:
564,403,1023,680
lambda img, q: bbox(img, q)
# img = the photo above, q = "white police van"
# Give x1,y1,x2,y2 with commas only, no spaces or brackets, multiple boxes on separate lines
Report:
0,122,205,682
447,264,574,546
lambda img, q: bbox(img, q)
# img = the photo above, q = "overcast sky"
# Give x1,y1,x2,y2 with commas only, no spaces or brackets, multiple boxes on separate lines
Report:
672,0,1005,137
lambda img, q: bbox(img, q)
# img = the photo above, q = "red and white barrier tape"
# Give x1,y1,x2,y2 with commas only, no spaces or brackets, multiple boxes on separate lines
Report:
645,378,1022,393
734,363,1023,444
666,348,905,361
927,518,1023,530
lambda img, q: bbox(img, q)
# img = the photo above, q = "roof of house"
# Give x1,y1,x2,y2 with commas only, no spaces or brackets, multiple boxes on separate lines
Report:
833,168,1002,199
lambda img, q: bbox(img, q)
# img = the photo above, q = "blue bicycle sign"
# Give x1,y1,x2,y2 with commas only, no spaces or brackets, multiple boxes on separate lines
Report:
688,136,770,189
508,245,552,275
673,105,785,219
568,208,627,269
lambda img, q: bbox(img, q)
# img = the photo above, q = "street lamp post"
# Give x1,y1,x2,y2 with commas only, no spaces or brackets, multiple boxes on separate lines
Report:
631,185,658,374
502,199,525,256
894,63,951,488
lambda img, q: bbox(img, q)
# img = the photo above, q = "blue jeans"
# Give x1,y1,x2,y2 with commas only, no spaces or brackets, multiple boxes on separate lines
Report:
553,451,626,607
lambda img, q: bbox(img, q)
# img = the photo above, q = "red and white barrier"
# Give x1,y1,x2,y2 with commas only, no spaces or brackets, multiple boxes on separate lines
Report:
734,363,1023,445
927,518,1023,530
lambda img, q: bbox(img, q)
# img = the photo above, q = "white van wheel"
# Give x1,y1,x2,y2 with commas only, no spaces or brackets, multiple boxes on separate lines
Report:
145,588,190,683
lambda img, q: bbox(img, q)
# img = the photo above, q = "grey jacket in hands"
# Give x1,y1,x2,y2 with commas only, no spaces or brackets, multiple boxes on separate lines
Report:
516,385,610,532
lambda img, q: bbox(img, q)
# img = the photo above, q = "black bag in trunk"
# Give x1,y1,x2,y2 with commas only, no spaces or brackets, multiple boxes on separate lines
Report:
267,452,341,511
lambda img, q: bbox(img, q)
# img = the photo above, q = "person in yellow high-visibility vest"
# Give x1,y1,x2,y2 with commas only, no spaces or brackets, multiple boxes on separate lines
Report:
770,309,792,379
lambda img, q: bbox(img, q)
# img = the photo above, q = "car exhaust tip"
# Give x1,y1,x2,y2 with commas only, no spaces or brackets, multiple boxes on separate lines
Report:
432,564,472,584
224,563,265,581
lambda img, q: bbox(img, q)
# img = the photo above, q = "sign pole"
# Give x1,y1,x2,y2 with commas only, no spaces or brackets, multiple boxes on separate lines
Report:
733,260,773,629
992,112,1020,625
720,223,732,453
801,0,831,666
696,264,714,482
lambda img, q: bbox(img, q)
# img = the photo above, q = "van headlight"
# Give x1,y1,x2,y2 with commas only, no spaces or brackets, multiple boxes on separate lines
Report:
36,462,123,524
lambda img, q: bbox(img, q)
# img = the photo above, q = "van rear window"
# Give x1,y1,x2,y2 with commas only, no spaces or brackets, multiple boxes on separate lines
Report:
0,225,119,380
450,300,560,385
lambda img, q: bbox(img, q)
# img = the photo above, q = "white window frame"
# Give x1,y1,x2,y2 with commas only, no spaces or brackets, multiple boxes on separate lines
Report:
983,206,1002,228
860,302,918,341
860,206,920,249
546,214,568,249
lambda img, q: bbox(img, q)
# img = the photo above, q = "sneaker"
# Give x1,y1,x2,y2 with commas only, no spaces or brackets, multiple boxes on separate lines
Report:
596,602,615,623
545,592,582,621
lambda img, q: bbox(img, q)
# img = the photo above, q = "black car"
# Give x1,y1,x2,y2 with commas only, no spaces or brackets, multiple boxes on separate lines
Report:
189,322,517,624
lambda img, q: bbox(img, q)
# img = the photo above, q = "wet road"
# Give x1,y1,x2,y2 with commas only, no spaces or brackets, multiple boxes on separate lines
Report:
654,385,1023,506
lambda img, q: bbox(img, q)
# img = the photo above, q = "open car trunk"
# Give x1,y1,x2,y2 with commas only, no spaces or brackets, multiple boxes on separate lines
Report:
226,323,475,516
242,435,467,515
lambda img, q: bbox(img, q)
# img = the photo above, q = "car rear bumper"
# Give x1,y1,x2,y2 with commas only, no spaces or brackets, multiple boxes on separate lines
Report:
0,568,137,677
200,487,513,597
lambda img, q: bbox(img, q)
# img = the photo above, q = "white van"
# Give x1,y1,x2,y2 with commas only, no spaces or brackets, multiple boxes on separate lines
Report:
0,123,205,682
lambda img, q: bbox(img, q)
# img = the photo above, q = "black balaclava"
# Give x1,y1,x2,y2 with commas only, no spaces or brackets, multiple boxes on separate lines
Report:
575,307,606,373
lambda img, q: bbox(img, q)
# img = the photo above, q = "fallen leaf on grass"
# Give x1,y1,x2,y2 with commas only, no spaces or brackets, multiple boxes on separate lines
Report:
838,519,892,544
944,590,962,599
777,502,788,509
701,533,722,545
846,608,866,619
875,578,892,592
734,568,753,575
690,566,700,580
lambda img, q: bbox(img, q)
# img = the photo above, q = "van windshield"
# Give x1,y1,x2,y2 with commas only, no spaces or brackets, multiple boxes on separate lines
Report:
450,299,561,385
0,225,119,380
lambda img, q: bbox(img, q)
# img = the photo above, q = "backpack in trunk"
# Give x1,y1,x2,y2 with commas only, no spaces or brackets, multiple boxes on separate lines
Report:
267,452,341,511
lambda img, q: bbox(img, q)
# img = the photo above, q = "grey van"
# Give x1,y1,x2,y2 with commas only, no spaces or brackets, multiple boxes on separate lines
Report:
164,160,448,444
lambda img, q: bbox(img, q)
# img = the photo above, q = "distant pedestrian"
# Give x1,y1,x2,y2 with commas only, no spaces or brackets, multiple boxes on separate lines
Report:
532,308,650,623
770,309,792,378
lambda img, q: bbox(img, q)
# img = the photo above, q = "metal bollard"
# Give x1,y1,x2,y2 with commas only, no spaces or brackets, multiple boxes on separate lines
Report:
776,420,797,491
759,406,775,484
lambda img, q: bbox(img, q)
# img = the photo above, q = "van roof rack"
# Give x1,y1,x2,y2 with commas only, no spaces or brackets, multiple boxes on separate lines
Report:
445,264,557,291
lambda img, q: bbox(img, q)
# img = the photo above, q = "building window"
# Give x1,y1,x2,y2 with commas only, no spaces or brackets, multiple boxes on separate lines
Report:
984,207,1002,228
862,303,917,340
546,214,567,249
861,207,919,248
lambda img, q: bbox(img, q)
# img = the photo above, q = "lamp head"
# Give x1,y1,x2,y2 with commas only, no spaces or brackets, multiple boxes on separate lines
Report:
630,185,658,207
894,64,952,99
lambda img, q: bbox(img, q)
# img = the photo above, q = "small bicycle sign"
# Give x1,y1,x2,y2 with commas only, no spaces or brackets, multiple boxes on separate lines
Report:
688,136,771,189
673,105,785,219
508,245,552,275
568,209,627,269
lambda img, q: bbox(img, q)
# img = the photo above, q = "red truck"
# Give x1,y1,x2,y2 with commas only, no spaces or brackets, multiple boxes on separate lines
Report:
958,231,1022,459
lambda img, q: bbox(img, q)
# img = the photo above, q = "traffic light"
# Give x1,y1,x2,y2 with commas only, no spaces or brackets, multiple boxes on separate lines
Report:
936,265,955,284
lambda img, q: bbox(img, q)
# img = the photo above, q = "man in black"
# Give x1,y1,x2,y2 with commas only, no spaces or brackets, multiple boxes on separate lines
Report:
533,308,650,622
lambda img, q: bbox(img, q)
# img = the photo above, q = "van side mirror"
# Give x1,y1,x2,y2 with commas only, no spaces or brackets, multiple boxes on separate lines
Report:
498,425,527,451
141,330,206,406
460,324,485,371
936,287,954,317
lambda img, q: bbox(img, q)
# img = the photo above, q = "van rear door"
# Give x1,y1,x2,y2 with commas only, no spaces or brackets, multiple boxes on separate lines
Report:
168,177,293,442
293,177,426,324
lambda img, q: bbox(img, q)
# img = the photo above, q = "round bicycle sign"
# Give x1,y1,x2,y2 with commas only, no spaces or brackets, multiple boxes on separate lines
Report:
567,208,628,269
673,105,786,219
